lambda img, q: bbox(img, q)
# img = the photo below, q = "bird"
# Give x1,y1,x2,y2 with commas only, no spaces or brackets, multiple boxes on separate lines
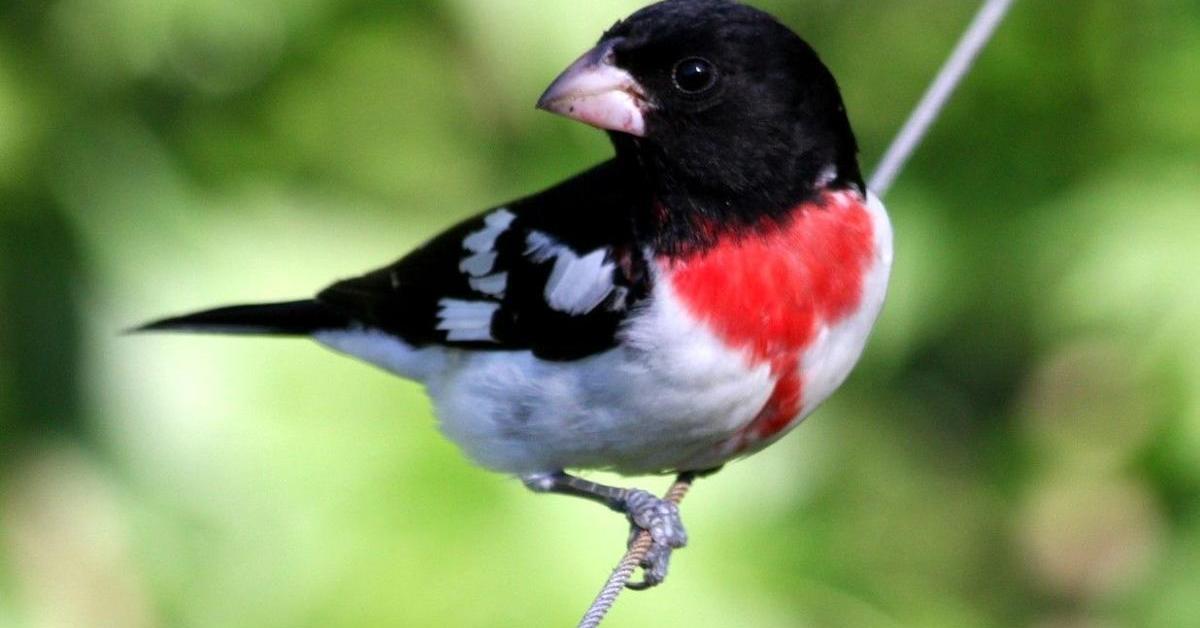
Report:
137,0,893,588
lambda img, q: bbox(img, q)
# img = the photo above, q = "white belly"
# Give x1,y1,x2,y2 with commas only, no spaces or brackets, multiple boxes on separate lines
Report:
423,281,777,474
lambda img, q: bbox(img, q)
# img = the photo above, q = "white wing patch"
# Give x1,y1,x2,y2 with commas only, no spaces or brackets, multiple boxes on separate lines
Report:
463,209,516,256
459,251,498,277
436,299,500,342
525,231,616,315
468,272,508,297
459,209,515,296
524,231,558,263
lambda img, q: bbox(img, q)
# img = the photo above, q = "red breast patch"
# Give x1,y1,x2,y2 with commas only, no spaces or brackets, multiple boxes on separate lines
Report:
663,190,876,449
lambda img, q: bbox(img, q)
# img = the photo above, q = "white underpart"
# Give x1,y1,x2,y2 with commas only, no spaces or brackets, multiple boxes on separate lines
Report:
313,328,447,382
525,232,616,315
312,194,893,476
311,266,776,474
427,270,776,475
435,299,500,342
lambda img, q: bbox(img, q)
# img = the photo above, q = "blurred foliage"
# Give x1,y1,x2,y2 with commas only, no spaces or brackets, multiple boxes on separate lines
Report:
1,0,1198,626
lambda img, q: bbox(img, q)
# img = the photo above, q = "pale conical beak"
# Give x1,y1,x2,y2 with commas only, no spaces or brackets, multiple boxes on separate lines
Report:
536,38,649,137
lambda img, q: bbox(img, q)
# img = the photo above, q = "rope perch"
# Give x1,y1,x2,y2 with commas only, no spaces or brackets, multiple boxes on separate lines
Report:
577,475,695,628
869,0,1017,196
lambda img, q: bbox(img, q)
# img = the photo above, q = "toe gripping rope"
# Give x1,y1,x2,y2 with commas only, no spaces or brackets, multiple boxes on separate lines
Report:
577,0,1015,626
578,476,695,628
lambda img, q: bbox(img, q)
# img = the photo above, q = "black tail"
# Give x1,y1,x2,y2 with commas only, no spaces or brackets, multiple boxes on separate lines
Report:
133,300,351,336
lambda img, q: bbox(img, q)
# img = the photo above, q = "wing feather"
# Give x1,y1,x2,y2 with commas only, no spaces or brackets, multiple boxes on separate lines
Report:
316,161,650,361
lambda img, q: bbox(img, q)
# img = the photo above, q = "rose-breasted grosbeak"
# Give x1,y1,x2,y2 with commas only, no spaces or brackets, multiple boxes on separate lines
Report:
139,0,893,587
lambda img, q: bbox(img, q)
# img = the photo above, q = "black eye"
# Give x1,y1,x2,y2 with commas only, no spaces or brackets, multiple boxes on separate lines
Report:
672,58,717,94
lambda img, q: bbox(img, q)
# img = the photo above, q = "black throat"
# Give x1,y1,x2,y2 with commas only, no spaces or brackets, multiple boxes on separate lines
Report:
611,124,863,257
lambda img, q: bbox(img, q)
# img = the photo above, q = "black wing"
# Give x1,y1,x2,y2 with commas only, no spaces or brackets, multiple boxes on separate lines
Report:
316,161,653,361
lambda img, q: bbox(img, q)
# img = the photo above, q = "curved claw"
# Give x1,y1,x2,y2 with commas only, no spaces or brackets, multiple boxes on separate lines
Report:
625,578,654,591
626,540,673,590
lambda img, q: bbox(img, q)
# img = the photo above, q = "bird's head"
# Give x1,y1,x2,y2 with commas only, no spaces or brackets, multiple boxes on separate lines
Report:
538,0,862,242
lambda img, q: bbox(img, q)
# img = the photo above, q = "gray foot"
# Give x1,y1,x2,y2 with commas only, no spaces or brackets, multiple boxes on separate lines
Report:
623,489,687,589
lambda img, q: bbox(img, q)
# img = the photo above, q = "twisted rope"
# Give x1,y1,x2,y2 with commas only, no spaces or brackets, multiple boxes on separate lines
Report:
577,476,694,628
577,1,1014,625
869,0,1017,197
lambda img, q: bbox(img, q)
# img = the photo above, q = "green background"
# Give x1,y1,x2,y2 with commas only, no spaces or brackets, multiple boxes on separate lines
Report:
2,1,1199,626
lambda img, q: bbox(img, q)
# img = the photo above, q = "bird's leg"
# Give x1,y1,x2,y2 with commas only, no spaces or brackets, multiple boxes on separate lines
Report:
522,470,712,588
522,471,633,511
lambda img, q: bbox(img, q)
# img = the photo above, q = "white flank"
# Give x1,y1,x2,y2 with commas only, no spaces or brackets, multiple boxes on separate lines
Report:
525,231,616,315
425,264,775,475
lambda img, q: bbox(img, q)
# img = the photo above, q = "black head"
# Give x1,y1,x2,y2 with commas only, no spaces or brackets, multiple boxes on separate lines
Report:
538,0,862,250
